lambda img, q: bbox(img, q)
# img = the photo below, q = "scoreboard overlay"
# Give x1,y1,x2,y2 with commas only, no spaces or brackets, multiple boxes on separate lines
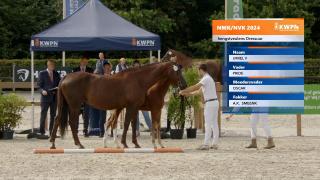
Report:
212,19,304,114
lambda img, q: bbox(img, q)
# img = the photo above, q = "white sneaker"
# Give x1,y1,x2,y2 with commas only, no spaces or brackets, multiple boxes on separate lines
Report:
196,145,210,150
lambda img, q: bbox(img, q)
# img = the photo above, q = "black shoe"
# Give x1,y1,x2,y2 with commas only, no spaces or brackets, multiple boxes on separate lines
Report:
84,132,89,138
37,134,49,139
99,132,105,138
160,132,170,139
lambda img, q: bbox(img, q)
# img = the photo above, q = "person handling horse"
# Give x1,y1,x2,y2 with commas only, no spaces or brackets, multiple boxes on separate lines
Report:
179,64,219,150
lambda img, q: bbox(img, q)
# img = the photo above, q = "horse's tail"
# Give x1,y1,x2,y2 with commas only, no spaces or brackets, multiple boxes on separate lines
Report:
57,85,69,138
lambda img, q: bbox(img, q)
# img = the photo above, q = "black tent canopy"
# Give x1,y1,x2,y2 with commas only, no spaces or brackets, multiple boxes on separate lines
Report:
30,0,160,51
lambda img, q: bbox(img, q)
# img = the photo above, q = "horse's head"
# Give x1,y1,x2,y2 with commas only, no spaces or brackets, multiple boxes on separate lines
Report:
161,49,191,91
164,61,187,95
162,49,193,68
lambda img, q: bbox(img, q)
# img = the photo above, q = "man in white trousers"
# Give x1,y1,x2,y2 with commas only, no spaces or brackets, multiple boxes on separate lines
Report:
179,64,219,150
246,113,275,149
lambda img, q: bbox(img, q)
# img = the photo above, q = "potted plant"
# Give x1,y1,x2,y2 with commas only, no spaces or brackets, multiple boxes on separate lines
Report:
0,93,27,140
183,68,200,138
167,92,186,139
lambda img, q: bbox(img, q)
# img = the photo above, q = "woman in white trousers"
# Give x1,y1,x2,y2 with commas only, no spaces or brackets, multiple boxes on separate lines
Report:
247,113,275,149
180,64,219,150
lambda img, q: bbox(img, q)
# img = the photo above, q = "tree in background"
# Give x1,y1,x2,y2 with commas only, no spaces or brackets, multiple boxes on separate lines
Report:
0,0,319,59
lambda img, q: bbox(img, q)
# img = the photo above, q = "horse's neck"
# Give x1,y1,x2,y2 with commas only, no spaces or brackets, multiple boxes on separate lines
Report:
134,63,170,90
150,79,171,98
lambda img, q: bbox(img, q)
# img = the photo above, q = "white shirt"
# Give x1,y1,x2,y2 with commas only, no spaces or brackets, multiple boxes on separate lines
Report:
199,73,217,101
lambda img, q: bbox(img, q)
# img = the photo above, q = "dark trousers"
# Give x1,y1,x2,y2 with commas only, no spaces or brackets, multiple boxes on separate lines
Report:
90,107,106,135
77,103,91,133
39,100,57,135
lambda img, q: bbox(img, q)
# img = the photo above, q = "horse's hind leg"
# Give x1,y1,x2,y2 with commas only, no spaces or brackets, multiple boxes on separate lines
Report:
131,110,141,148
69,111,84,149
121,108,132,148
50,116,60,149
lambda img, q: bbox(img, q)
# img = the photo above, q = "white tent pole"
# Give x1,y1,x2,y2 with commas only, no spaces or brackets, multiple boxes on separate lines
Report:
63,0,66,19
149,50,152,63
157,50,160,62
62,0,66,67
31,51,35,132
62,51,66,67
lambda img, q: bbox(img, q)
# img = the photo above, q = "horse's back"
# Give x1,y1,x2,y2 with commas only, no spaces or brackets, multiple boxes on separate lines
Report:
60,72,96,102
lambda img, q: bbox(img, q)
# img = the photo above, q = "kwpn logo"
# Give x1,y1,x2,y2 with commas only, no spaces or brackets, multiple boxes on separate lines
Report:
131,38,137,46
131,38,155,47
274,22,300,32
35,38,40,47
33,38,59,48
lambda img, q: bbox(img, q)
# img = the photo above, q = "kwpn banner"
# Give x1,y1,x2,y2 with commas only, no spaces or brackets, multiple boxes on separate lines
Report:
212,18,305,114
65,0,87,17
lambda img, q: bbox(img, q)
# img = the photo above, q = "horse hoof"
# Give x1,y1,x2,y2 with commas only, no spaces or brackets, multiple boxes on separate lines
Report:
135,145,141,148
50,146,56,149
79,145,85,149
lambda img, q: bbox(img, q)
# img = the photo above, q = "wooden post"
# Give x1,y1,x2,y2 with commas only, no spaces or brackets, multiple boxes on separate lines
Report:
194,104,203,130
297,114,302,136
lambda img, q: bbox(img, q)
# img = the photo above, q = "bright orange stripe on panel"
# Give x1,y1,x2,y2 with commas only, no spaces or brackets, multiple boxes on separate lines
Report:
248,46,295,49
247,76,300,79
248,62,298,64
248,92,293,94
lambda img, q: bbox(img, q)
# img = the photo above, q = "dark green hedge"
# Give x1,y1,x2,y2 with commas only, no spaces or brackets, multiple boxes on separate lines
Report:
0,58,319,82
0,58,149,81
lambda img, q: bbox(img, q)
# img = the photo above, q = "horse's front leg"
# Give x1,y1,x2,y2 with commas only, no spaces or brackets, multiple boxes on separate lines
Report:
157,125,165,148
103,118,109,148
113,126,121,148
121,109,132,148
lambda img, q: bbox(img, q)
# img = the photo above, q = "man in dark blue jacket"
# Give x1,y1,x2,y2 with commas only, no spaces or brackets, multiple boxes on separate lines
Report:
38,59,61,136
73,56,93,137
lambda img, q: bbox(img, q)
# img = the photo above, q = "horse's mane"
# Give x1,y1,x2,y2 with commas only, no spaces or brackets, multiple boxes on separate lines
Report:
169,49,192,60
114,49,190,75
116,61,169,75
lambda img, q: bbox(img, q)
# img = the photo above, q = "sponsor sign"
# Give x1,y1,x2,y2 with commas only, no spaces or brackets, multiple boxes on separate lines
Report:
15,67,72,82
